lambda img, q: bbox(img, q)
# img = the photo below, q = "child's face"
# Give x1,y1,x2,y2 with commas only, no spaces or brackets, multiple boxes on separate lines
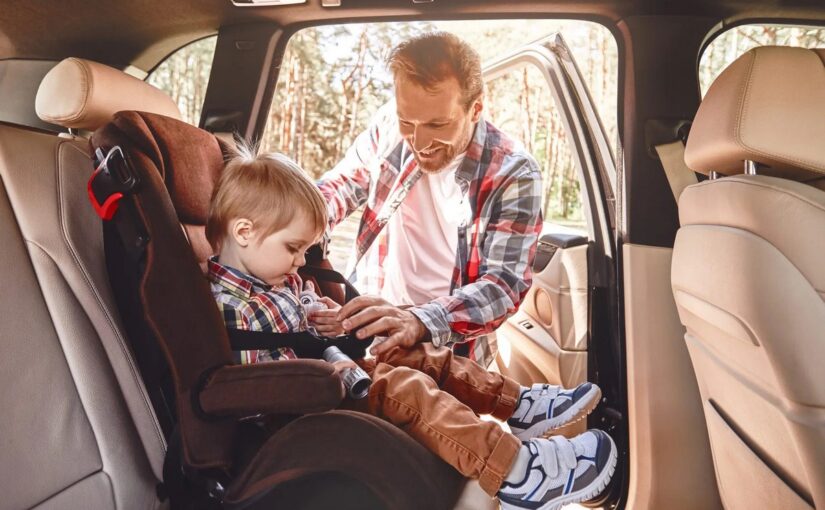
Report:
241,213,318,286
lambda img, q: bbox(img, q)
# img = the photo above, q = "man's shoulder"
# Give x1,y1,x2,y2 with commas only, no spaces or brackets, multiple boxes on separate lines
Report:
481,120,540,178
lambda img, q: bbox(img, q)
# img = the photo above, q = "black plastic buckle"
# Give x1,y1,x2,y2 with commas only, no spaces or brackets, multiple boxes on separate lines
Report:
87,146,139,220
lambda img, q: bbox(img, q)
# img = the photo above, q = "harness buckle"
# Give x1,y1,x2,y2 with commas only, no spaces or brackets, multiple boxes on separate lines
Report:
87,145,139,220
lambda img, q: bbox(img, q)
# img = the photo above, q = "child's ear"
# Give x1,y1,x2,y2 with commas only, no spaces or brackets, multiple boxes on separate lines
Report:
230,218,254,248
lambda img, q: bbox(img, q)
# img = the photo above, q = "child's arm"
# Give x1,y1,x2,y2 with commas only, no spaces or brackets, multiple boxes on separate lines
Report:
308,296,346,337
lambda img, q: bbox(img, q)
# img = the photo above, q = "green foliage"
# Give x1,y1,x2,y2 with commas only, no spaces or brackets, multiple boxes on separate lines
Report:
700,24,825,95
148,23,825,230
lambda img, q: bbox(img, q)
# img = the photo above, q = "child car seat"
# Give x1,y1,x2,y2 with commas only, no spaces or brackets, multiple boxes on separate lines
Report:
88,110,466,509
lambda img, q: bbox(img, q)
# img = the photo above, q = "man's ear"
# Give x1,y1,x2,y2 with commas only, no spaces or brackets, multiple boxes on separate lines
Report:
230,218,255,248
470,97,483,123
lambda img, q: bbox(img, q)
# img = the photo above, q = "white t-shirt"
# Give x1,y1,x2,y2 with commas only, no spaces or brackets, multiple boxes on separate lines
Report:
381,154,465,306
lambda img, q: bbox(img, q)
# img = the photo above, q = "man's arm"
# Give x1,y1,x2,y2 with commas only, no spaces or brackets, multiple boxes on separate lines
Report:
316,103,396,229
410,160,543,347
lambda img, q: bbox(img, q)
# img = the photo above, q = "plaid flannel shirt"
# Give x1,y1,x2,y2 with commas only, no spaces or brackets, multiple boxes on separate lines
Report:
208,257,306,364
317,103,542,367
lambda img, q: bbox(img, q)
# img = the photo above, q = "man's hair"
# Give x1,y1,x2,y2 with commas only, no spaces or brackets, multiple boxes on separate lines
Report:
205,145,327,253
387,31,483,109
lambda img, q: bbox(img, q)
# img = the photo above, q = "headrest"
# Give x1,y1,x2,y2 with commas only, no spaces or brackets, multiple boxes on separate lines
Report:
35,58,182,131
685,46,825,181
96,111,224,226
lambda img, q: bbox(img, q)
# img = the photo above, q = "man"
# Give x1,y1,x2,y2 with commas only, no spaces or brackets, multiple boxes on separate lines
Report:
314,32,542,368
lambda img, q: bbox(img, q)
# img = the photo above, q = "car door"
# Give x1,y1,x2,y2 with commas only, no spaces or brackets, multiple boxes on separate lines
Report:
483,33,618,437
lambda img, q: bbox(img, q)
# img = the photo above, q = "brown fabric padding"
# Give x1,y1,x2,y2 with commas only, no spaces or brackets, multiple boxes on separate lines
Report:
92,111,237,468
183,223,214,270
134,112,224,226
200,360,344,418
225,410,465,510
299,257,346,305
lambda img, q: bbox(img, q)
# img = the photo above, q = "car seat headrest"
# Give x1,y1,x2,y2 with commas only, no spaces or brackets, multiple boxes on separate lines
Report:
107,111,224,228
35,58,182,131
685,46,825,181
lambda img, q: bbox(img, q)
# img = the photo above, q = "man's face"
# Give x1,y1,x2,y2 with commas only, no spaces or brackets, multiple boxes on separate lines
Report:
395,75,482,173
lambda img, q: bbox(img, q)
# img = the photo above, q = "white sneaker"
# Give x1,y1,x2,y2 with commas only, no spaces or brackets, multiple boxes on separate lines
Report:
498,431,617,510
507,383,602,440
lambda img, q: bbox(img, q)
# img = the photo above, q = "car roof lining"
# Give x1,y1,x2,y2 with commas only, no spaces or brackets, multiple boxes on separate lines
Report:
4,0,825,73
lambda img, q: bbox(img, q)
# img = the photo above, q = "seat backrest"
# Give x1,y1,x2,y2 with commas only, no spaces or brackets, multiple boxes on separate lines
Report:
675,46,825,510
91,111,242,470
0,58,183,508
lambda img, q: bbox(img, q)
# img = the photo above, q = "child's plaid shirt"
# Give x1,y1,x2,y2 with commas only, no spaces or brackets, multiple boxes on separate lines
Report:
207,257,306,364
317,103,543,368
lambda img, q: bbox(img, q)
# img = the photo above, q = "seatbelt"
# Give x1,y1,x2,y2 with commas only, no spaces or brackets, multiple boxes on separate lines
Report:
225,329,368,360
654,140,698,203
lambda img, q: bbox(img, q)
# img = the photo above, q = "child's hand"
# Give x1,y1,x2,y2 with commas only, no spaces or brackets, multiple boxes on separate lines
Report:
309,296,345,337
331,359,357,376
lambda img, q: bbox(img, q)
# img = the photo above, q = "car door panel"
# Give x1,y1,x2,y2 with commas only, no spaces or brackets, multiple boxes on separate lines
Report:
496,233,589,389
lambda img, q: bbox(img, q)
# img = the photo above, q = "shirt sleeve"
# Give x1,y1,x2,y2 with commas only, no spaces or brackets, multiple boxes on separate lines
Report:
316,102,396,230
410,159,543,347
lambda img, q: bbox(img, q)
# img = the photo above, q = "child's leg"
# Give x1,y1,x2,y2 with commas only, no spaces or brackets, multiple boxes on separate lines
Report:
375,344,602,440
352,362,618,507
375,343,521,420
359,362,521,496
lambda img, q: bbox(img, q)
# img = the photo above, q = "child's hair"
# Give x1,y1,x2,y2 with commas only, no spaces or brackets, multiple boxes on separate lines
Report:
205,144,327,253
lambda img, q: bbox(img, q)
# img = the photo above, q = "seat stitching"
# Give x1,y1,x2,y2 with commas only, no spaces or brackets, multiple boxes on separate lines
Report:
55,140,167,457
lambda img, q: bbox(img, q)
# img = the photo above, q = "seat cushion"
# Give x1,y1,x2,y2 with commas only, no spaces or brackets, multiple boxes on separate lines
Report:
225,410,465,510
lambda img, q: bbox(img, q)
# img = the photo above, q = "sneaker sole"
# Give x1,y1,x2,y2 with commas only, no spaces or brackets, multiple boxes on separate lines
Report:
540,433,618,510
512,385,602,441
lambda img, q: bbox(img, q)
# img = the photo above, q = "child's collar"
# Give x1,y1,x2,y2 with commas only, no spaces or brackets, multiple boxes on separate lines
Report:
207,256,271,298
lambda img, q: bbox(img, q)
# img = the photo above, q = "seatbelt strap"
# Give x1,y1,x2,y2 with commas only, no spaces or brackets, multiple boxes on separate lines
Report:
654,140,698,203
226,329,368,360
301,264,360,302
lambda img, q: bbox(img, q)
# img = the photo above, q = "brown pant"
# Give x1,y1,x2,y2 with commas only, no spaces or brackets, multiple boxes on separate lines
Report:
350,343,522,496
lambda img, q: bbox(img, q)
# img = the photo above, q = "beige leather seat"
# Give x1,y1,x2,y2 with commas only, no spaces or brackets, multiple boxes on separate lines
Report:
673,46,825,510
0,58,181,509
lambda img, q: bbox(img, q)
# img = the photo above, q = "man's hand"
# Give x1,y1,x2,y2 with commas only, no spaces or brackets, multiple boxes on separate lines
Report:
308,296,346,337
336,296,431,357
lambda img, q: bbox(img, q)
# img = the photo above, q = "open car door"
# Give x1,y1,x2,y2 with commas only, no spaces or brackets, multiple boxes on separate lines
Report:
484,34,620,443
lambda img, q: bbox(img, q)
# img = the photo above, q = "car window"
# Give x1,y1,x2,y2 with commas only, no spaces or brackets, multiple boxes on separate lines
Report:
261,21,617,271
146,36,217,125
700,24,825,95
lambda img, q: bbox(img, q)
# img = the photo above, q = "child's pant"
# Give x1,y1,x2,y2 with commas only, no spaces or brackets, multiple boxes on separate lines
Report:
351,343,522,496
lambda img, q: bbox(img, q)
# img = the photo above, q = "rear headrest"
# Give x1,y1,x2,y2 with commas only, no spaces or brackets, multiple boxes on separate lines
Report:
685,46,825,181
35,58,182,131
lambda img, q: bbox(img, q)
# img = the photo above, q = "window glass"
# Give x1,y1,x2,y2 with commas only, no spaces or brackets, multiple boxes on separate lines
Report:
700,24,825,95
146,36,217,125
262,21,617,270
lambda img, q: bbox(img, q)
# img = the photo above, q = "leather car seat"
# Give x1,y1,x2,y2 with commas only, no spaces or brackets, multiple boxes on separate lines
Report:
673,46,825,510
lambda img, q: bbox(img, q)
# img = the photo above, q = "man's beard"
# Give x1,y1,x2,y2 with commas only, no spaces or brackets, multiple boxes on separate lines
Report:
413,125,473,174
415,144,456,173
